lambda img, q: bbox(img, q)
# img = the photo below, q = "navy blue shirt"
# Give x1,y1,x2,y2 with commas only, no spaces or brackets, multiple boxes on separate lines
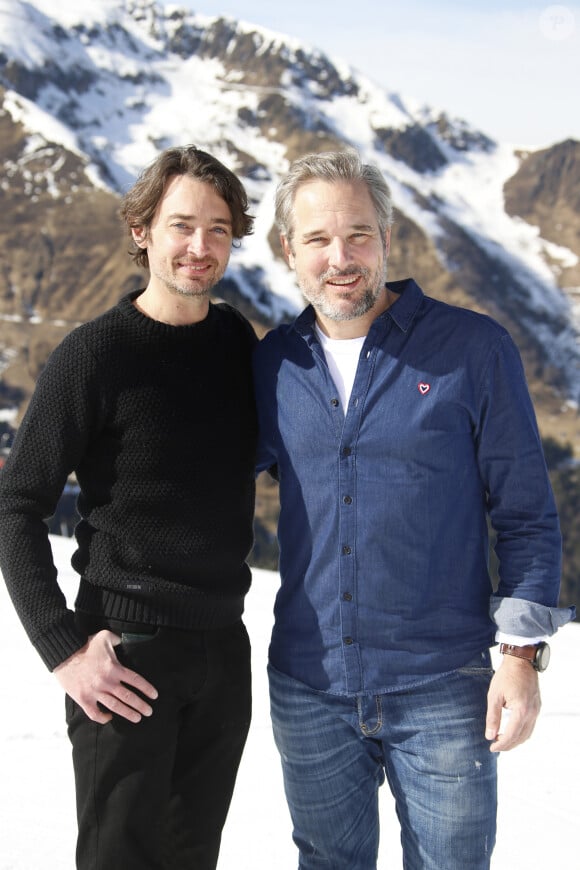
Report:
254,280,565,695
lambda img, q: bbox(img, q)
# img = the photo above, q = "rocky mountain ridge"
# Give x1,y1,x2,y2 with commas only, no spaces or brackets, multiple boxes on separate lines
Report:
1,2,578,416
0,0,579,608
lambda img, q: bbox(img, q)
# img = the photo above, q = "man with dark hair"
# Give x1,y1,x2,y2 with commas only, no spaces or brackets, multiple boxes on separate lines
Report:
254,148,574,869
0,145,258,869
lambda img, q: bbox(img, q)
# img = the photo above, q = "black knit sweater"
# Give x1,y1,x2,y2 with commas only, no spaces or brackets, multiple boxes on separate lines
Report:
0,292,258,670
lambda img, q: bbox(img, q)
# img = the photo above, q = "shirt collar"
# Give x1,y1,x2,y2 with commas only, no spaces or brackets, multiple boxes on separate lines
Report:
382,279,424,333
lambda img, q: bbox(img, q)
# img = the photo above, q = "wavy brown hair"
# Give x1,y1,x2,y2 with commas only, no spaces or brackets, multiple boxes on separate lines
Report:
120,146,253,269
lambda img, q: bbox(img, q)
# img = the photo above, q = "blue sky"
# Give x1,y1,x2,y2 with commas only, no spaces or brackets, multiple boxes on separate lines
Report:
180,1,579,148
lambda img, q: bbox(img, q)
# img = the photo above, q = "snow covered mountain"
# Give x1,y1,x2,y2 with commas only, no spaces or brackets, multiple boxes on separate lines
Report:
0,0,579,428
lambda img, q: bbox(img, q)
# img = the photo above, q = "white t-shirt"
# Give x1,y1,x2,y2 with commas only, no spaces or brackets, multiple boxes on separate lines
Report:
315,324,366,412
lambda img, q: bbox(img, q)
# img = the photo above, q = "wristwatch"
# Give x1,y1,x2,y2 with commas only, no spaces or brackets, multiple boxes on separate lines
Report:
499,641,550,672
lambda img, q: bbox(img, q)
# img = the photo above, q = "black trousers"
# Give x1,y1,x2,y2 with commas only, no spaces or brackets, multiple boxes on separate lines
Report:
66,617,252,870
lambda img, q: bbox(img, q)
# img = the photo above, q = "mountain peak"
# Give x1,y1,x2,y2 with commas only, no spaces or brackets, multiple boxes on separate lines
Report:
0,0,579,423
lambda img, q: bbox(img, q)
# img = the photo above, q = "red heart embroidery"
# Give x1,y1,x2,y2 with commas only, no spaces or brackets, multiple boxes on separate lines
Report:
418,383,430,395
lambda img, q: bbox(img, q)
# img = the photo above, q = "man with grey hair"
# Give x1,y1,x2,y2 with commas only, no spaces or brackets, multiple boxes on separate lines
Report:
253,148,573,869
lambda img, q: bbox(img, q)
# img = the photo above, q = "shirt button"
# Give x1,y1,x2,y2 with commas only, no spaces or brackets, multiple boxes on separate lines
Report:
343,495,352,505
342,447,352,457
342,546,352,555
343,592,353,601
343,636,354,645
331,397,340,407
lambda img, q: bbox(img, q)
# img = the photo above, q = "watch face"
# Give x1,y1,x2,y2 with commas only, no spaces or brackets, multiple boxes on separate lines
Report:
535,642,550,672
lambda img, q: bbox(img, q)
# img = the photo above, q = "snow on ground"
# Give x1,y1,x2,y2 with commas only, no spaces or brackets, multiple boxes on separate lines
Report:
1,534,578,869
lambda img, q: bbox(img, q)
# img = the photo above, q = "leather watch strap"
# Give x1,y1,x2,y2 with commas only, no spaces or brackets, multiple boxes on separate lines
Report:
499,643,537,663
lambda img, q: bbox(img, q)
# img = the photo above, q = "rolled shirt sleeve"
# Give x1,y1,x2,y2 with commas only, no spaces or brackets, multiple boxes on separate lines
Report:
490,595,575,639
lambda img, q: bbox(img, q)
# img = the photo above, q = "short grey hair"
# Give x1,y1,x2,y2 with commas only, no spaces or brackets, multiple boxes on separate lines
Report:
275,149,394,245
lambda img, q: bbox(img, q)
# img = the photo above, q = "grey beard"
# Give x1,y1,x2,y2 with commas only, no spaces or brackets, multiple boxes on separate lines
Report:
300,263,387,322
317,287,381,321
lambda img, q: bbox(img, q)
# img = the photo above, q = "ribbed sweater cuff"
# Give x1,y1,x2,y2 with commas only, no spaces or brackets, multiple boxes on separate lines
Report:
34,616,89,672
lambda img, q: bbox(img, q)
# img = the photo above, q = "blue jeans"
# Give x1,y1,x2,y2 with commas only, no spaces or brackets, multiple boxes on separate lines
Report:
269,653,497,870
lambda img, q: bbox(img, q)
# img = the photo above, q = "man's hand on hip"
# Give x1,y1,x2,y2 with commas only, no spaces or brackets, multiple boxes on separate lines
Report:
54,630,159,724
